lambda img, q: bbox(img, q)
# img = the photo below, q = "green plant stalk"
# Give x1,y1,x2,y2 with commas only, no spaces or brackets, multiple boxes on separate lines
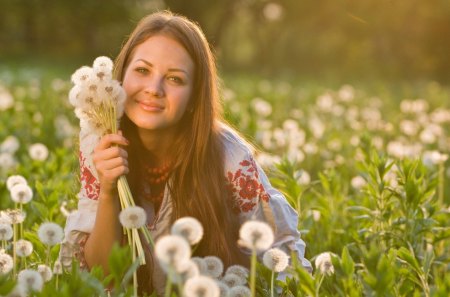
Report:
56,274,59,290
132,228,138,297
438,162,444,206
315,273,325,297
12,223,17,279
164,272,172,297
270,271,275,297
250,249,257,297
46,245,51,266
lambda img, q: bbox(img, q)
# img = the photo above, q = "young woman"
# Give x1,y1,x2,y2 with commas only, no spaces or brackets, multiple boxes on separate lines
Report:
61,10,311,295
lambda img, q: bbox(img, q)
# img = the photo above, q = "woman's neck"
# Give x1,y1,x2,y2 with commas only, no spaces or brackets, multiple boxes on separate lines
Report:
137,127,176,166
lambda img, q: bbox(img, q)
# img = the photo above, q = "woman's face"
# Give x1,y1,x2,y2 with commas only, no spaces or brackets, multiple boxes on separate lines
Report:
122,35,194,132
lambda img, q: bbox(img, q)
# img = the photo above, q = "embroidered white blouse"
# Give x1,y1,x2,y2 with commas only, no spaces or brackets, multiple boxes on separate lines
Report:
60,123,312,294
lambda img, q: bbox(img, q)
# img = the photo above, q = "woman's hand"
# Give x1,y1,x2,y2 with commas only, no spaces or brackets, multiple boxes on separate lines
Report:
92,131,129,196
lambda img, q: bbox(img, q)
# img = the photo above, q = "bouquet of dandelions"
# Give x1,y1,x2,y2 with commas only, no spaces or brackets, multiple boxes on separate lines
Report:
69,57,153,291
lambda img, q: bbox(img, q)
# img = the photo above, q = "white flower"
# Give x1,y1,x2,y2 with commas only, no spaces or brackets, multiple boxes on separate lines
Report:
7,209,26,224
6,284,27,297
37,264,53,282
294,170,310,185
215,280,230,297
68,85,82,107
351,176,367,190
263,2,283,21
15,240,33,257
307,210,321,222
154,234,191,271
262,248,289,272
0,153,17,170
6,175,27,191
10,184,33,204
183,275,220,297
171,217,204,245
38,222,64,246
204,256,224,278
221,273,246,288
173,259,200,284
238,220,274,252
28,143,49,161
119,206,147,229
53,259,63,275
225,265,249,280
0,252,13,274
0,135,20,154
191,257,208,275
0,211,12,225
0,87,14,111
93,56,114,77
422,150,448,167
18,269,44,292
251,98,272,117
0,223,13,241
314,252,335,275
228,285,251,297
71,66,94,86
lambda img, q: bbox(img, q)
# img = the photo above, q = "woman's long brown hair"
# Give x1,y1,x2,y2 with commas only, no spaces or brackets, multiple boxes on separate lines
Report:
114,11,247,273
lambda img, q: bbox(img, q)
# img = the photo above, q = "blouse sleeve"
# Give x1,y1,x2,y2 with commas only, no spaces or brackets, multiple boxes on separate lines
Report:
223,129,312,274
59,131,100,269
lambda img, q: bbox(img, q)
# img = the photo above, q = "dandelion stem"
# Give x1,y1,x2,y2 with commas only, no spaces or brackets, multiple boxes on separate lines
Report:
315,273,324,297
132,228,138,297
438,162,445,206
270,271,275,297
46,245,51,266
250,249,257,297
12,223,17,279
164,271,172,297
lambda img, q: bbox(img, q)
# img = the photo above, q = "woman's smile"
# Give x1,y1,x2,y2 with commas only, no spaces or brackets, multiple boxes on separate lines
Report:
137,100,165,112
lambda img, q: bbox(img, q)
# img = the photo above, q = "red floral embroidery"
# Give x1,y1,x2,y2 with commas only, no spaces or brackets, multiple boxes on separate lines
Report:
226,156,270,213
79,151,100,200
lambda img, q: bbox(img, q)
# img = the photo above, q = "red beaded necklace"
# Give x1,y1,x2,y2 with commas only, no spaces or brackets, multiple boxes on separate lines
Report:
142,163,172,206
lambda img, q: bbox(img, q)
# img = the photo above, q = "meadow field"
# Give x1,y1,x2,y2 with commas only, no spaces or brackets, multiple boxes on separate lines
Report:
0,66,449,296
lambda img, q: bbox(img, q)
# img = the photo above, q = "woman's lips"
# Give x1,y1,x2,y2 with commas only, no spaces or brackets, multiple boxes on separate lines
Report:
138,101,164,112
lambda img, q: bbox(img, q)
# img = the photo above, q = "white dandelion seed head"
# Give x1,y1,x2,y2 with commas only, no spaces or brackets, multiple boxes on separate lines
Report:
307,209,321,222
0,86,14,111
71,66,94,86
203,256,224,279
262,248,289,272
191,257,208,275
6,175,28,191
215,280,230,297
6,284,27,297
351,176,367,190
28,143,49,161
173,259,200,284
38,222,64,246
171,216,204,246
0,211,12,225
314,252,335,275
93,56,114,74
251,97,272,117
225,265,249,280
154,234,191,271
15,239,33,257
7,209,26,224
68,85,83,107
221,273,246,288
183,275,220,297
238,220,274,252
119,206,147,229
228,285,251,297
0,152,17,170
0,252,13,274
37,264,53,282
18,269,43,292
0,223,13,241
10,183,33,204
1,135,20,154
53,259,63,275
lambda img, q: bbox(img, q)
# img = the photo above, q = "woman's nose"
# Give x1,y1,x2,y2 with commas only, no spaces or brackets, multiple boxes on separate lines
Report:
144,76,165,98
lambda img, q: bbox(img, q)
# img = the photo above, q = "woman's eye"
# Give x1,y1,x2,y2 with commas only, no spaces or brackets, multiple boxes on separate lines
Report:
135,67,148,74
168,76,183,84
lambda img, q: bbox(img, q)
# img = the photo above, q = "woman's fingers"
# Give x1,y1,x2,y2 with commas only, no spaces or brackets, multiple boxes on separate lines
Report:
95,133,129,152
96,156,128,171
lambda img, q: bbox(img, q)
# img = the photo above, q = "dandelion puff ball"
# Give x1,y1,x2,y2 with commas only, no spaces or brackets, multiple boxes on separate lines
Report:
228,285,251,297
18,269,44,292
183,275,220,297
314,252,335,275
71,66,94,86
191,256,208,275
6,175,27,191
221,273,246,288
7,209,26,224
15,239,33,257
262,248,289,272
225,265,249,280
204,256,224,278
239,220,274,252
171,216,204,246
10,184,33,204
53,259,63,275
7,284,27,297
93,56,114,74
28,143,49,161
0,252,13,274
37,264,53,282
173,259,199,284
0,223,13,241
119,206,147,229
154,234,191,270
38,222,64,246
215,280,230,297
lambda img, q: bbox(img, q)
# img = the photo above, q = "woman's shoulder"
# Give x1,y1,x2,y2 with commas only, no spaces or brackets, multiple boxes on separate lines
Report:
218,122,255,163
